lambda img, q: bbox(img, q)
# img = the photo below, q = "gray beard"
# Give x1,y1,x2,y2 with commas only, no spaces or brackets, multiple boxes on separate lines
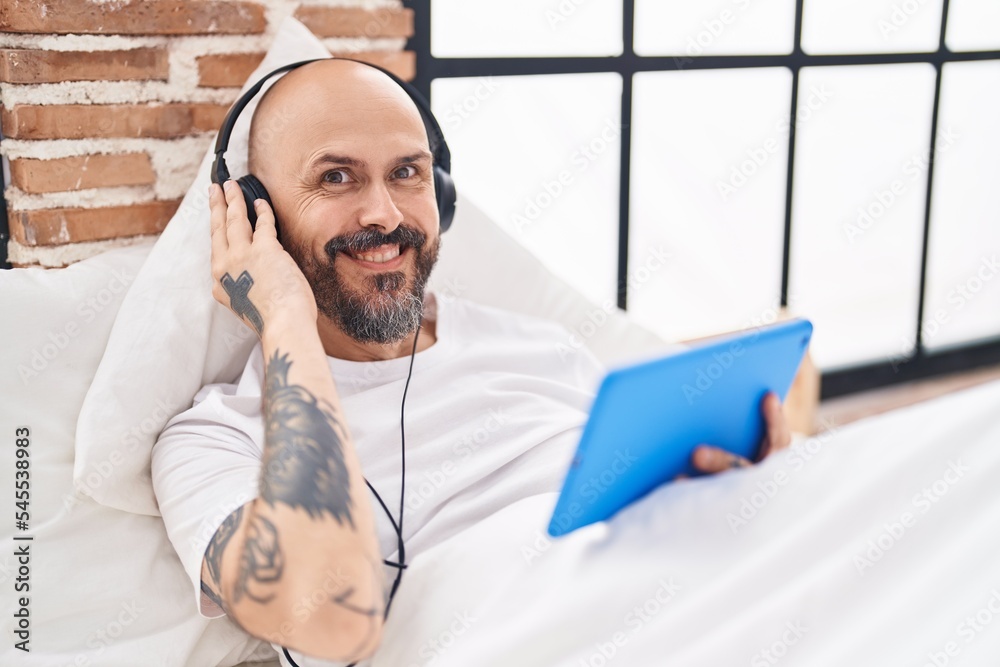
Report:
325,270,425,345
290,234,440,345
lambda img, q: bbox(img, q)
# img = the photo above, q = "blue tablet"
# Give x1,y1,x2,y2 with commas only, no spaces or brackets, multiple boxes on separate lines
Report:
547,318,813,537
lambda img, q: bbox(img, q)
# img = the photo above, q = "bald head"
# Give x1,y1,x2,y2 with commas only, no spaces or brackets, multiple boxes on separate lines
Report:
247,59,429,179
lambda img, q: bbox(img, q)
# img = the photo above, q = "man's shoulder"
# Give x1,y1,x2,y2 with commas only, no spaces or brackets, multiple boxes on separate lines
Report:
199,344,264,400
159,344,265,437
434,291,576,342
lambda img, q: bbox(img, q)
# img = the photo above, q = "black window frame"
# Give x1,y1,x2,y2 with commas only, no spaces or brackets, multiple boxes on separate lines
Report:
404,0,1000,399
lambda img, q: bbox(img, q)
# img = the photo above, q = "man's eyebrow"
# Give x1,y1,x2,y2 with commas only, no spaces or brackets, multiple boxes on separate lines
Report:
309,154,365,169
399,151,434,163
307,151,434,170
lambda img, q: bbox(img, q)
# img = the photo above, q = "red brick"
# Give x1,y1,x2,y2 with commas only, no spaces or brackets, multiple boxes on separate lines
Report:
9,154,156,194
0,48,169,83
294,7,414,38
196,52,264,88
9,200,181,246
1,103,229,140
196,50,417,88
0,0,265,35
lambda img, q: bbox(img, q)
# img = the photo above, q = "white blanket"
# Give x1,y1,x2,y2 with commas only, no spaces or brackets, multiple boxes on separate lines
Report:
372,378,1000,667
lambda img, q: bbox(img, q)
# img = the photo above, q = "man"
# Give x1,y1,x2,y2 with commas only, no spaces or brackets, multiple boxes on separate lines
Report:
152,59,792,666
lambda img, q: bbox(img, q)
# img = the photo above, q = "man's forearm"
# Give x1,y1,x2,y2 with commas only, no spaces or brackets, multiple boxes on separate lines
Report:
239,310,386,655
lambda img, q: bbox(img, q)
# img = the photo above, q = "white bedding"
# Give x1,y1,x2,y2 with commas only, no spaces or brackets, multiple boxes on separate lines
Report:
372,378,1000,667
1,244,274,667
5,178,999,667
4,16,998,667
5,317,998,667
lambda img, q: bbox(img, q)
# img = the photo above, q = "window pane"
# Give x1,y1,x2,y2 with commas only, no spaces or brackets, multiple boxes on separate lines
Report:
801,0,944,54
431,74,622,306
946,0,1000,51
789,64,937,369
431,0,622,57
628,68,790,344
633,0,795,56
923,61,1000,351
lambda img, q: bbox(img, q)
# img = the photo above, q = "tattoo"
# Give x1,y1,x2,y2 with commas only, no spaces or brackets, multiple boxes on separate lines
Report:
221,270,264,335
331,586,381,616
205,504,244,591
333,555,388,662
203,504,253,632
209,351,378,633
200,579,226,610
234,513,284,604
261,351,356,527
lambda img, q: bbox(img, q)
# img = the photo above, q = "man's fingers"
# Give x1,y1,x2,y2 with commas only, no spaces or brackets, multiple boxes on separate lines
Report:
759,391,791,461
251,198,278,240
687,394,791,476
692,445,752,475
223,180,252,248
209,183,229,255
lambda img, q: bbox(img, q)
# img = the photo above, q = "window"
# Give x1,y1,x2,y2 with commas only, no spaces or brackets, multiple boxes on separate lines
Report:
407,0,1000,397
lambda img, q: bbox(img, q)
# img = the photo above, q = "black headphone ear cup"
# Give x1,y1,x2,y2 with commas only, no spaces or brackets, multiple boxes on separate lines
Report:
236,175,279,241
433,166,457,234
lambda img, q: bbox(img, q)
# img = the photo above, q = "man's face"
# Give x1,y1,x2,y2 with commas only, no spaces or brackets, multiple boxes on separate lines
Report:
253,64,441,345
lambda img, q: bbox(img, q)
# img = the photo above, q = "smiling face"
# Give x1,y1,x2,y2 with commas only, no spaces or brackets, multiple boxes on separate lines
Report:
248,59,441,345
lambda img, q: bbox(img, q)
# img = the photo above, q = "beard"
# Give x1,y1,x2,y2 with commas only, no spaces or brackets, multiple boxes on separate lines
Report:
286,222,440,345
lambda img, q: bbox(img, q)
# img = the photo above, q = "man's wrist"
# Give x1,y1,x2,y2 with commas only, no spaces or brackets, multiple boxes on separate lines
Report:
260,306,317,345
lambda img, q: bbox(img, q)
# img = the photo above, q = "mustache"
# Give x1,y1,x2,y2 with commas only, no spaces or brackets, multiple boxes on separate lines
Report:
323,224,426,259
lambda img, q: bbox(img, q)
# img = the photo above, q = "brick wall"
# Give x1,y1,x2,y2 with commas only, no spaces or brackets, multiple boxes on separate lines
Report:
0,0,414,268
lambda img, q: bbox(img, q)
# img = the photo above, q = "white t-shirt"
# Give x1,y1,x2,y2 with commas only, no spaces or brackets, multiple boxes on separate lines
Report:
151,290,606,666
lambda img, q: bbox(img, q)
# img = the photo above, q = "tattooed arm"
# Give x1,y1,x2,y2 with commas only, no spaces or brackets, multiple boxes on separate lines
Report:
201,182,387,661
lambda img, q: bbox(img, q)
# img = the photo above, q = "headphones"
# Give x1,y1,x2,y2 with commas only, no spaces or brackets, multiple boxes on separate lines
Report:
210,57,457,237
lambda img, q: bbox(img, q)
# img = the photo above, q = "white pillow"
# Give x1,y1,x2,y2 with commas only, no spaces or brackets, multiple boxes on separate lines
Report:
74,18,334,516
427,192,671,368
2,244,152,526
0,243,275,666
74,17,674,517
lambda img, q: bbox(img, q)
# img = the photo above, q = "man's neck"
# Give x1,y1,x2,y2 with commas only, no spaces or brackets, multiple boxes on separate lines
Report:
315,293,438,362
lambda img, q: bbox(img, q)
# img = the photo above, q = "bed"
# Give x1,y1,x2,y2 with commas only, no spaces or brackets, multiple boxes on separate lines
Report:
3,18,998,667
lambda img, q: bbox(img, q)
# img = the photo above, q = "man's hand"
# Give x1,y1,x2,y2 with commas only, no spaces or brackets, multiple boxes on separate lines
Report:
209,181,317,337
690,392,791,474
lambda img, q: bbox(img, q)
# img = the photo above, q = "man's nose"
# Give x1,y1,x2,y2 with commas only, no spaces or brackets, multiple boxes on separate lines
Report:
357,180,403,234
